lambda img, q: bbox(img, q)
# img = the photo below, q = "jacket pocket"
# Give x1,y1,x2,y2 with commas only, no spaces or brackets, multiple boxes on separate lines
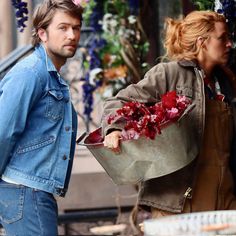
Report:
16,136,55,154
0,181,25,224
176,86,193,99
45,89,64,121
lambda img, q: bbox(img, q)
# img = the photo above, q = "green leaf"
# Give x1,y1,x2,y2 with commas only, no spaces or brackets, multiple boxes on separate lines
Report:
191,0,215,10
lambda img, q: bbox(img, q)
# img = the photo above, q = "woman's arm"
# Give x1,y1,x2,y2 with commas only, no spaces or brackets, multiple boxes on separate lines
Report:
101,63,168,150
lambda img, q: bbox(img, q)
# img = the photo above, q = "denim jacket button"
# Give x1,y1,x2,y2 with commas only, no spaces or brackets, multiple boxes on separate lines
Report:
62,155,67,160
65,126,70,131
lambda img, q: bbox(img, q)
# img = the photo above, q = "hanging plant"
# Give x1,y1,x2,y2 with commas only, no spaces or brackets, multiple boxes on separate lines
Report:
11,0,28,32
80,0,150,122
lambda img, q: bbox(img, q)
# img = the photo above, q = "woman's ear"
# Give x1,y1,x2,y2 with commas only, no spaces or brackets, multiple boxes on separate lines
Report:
196,36,206,49
37,28,48,43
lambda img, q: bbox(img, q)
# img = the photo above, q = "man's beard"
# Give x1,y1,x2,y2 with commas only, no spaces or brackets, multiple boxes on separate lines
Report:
48,46,77,66
58,46,77,58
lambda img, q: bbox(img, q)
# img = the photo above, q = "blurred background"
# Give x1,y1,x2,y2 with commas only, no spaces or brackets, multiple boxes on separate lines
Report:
0,1,210,235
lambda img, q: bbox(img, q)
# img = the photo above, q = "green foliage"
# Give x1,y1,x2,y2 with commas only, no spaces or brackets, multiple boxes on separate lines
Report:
191,0,215,10
104,0,129,17
82,0,150,85
83,0,96,26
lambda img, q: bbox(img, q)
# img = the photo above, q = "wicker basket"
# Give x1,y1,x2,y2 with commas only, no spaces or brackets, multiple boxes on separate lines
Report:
77,112,198,185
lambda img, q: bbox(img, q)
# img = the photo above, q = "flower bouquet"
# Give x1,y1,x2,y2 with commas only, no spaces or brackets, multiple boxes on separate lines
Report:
77,91,198,185
107,91,193,141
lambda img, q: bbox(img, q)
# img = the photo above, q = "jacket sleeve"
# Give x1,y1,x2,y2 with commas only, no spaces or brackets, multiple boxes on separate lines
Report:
101,63,168,136
0,67,42,174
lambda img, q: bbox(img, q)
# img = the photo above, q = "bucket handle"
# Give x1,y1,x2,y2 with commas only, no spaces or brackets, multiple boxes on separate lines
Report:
76,132,87,145
177,103,195,122
76,132,104,146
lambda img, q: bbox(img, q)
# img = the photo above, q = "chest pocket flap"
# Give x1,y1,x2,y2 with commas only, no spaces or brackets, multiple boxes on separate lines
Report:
45,89,64,121
48,89,64,100
176,86,193,99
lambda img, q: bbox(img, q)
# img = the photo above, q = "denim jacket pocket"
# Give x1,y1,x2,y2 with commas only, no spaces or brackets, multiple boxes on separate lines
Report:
0,181,25,224
45,89,64,121
16,136,55,154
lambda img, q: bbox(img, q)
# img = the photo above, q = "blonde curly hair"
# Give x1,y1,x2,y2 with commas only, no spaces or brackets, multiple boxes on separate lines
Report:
163,11,226,61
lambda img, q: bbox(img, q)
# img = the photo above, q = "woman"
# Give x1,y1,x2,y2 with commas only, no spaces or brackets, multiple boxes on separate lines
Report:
101,10,236,217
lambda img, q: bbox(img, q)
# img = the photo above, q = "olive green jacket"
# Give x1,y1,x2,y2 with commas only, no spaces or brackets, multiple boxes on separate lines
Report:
101,60,236,212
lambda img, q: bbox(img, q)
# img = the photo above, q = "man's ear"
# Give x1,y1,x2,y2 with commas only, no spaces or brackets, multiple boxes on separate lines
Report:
37,28,48,43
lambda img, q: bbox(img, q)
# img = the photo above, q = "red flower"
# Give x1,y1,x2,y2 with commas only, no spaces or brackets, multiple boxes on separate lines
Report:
106,91,192,140
161,91,177,109
149,103,165,123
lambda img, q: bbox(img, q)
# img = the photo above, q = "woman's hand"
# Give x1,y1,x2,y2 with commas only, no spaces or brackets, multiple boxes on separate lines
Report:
103,130,121,152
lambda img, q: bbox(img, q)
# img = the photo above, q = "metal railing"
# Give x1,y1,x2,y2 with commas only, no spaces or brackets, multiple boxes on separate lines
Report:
0,45,33,80
58,206,134,235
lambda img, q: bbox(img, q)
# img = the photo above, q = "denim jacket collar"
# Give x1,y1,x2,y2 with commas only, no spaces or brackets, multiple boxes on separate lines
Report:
35,44,68,87
35,44,57,72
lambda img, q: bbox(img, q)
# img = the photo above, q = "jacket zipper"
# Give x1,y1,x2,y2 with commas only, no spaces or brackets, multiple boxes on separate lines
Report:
182,187,193,212
194,68,205,140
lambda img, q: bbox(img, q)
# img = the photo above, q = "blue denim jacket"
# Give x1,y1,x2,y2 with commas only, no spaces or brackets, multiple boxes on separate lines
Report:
0,44,78,197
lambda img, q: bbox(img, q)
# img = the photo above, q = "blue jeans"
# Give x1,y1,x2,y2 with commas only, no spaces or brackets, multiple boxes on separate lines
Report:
0,180,58,236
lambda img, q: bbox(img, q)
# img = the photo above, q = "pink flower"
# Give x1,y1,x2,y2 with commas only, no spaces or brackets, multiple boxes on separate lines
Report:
121,129,140,140
72,0,89,8
166,107,179,120
176,95,191,110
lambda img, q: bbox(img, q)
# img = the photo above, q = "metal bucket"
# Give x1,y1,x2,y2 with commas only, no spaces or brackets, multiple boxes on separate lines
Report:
77,111,198,185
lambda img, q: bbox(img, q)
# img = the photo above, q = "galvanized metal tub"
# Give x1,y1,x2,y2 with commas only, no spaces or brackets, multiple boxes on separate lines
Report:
77,113,198,185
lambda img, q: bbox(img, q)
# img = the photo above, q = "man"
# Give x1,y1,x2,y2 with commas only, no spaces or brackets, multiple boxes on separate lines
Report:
0,0,82,235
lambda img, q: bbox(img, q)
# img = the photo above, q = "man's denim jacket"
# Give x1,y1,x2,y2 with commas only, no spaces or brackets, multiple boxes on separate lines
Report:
0,44,78,197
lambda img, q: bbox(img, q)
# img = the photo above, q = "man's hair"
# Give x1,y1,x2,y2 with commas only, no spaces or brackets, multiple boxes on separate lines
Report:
32,0,83,47
163,11,226,61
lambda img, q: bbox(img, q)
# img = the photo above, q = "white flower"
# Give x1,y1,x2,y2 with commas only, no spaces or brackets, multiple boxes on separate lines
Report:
101,14,119,34
103,13,113,20
214,0,222,12
101,13,112,32
128,15,137,24
118,27,125,36
89,68,103,85
110,19,118,28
